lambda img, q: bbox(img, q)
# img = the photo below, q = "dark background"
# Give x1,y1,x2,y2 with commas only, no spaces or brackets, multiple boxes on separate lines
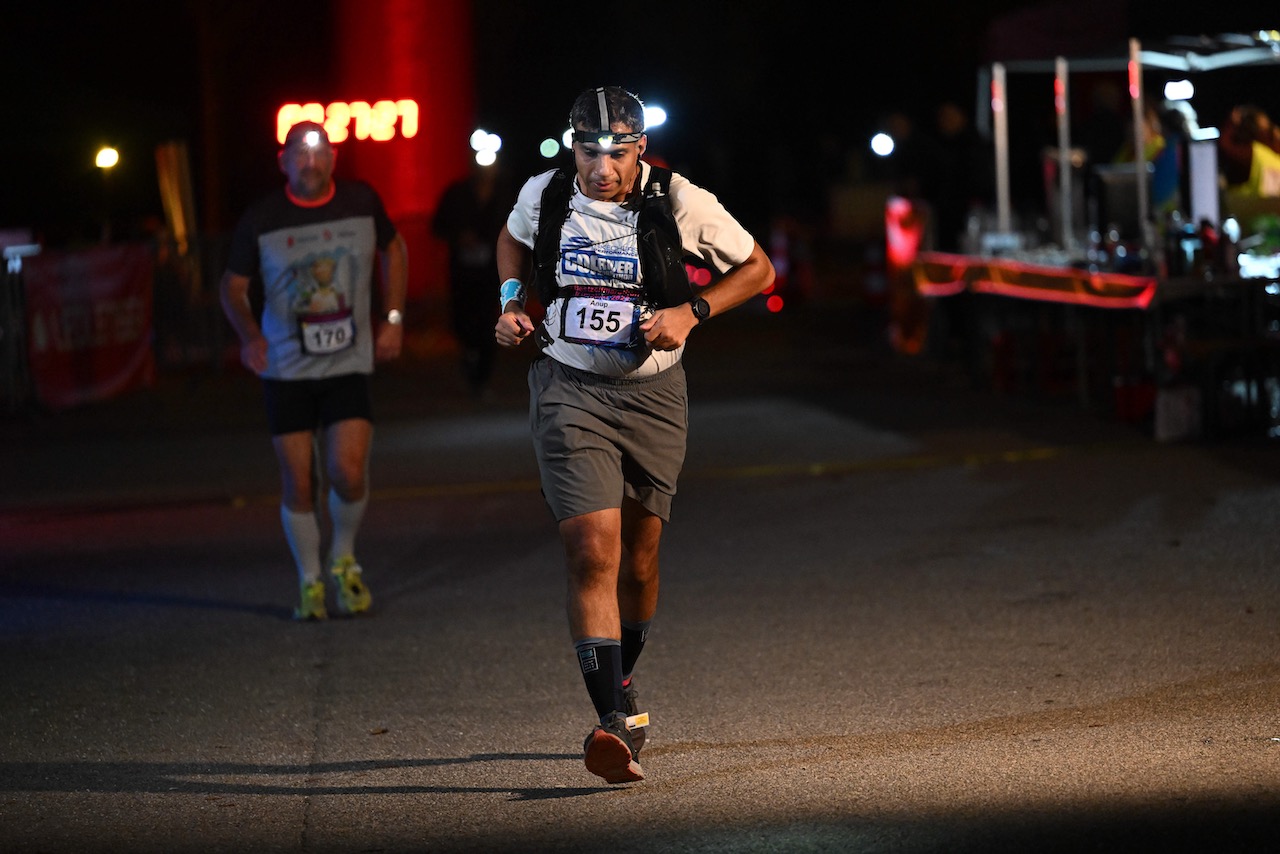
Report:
1,0,1277,249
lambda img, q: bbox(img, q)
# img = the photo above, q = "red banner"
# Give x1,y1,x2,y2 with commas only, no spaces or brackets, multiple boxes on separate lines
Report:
23,244,155,410
913,251,1158,310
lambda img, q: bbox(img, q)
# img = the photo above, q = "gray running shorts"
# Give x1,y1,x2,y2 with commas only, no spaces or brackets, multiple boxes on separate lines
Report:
528,357,688,522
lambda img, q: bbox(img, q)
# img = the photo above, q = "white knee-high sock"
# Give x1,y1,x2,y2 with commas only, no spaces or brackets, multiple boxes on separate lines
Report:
328,488,368,564
280,506,323,584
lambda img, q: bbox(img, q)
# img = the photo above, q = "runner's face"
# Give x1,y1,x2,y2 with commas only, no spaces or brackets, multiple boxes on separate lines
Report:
573,125,646,202
279,138,336,200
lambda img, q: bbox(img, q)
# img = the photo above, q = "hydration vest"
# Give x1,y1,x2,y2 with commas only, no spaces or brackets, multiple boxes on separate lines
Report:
531,165,692,309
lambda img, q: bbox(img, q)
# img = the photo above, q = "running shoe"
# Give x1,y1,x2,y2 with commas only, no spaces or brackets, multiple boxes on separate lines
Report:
293,579,328,621
330,555,372,615
583,711,644,784
622,678,647,754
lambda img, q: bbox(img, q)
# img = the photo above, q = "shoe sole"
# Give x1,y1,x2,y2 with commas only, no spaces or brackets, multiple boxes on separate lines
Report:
334,582,371,615
584,728,644,784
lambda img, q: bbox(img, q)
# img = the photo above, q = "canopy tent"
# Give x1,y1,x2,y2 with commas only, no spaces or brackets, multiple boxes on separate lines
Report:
979,31,1280,248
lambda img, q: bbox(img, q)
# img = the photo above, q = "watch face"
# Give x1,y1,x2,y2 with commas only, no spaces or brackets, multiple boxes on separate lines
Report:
692,298,710,321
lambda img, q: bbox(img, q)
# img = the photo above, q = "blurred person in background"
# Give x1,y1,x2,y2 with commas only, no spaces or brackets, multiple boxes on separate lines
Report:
433,158,515,398
1220,104,1280,197
219,120,408,621
929,101,994,253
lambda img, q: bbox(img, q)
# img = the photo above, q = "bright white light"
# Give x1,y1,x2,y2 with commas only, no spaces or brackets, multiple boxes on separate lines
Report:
1242,253,1280,279
475,149,497,166
303,130,321,148
470,129,502,154
540,138,561,158
95,147,119,169
870,133,895,157
562,128,574,149
643,105,667,128
1164,79,1195,101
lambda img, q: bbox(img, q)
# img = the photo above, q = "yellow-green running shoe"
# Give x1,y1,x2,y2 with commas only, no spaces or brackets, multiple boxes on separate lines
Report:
293,579,328,621
330,555,372,615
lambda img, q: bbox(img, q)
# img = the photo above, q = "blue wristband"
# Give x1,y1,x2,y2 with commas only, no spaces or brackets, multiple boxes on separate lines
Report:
499,277,526,311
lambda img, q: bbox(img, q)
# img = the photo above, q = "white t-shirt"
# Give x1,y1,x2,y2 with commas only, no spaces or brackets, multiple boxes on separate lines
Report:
506,161,756,377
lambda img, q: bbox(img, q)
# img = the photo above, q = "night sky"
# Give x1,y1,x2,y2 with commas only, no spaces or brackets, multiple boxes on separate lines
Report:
1,0,1276,248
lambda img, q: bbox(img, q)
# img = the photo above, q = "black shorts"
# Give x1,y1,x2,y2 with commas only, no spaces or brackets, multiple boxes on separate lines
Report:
262,373,373,436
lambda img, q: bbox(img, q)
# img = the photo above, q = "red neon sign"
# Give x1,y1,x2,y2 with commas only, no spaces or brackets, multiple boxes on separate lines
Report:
276,100,420,144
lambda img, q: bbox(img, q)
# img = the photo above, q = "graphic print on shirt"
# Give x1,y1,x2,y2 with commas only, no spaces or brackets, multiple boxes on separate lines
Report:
561,235,639,284
556,223,648,349
280,247,358,355
250,206,379,380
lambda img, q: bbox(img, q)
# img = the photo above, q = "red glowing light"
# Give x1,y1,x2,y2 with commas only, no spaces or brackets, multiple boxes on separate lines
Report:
766,294,784,313
885,195,924,270
685,264,712,287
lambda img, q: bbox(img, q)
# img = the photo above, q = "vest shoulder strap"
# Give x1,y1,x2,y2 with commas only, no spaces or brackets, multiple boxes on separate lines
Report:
533,164,691,308
637,165,693,307
532,169,572,306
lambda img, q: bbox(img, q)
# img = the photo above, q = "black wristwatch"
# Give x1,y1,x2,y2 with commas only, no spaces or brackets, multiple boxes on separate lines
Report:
689,296,711,324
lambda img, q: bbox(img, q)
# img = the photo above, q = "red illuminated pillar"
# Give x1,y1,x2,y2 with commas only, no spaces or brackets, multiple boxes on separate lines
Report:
332,0,475,303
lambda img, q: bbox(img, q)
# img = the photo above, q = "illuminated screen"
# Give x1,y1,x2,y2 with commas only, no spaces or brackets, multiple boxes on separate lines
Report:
276,100,420,144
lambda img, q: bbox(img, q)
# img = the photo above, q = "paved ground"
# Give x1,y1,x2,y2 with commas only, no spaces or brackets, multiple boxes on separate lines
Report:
1,304,1277,853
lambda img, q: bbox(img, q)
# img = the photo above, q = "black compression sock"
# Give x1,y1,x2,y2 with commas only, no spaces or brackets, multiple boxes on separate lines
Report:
575,638,624,721
620,619,650,682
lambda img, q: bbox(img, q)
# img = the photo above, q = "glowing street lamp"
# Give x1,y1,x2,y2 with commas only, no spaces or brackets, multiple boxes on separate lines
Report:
96,146,119,243
95,146,119,170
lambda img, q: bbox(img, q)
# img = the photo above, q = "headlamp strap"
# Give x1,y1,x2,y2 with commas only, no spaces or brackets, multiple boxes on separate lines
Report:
596,88,609,131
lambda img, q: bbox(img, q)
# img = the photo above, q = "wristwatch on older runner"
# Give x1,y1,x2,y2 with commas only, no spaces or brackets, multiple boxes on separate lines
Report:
689,297,710,324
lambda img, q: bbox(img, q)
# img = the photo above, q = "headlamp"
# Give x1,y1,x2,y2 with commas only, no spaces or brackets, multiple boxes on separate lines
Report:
283,122,332,151
571,129,644,149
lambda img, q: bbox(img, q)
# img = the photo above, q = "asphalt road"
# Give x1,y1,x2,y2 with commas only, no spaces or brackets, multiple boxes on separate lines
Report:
1,305,1277,853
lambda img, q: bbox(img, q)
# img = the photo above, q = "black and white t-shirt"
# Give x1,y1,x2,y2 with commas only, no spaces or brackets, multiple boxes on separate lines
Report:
226,181,398,381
